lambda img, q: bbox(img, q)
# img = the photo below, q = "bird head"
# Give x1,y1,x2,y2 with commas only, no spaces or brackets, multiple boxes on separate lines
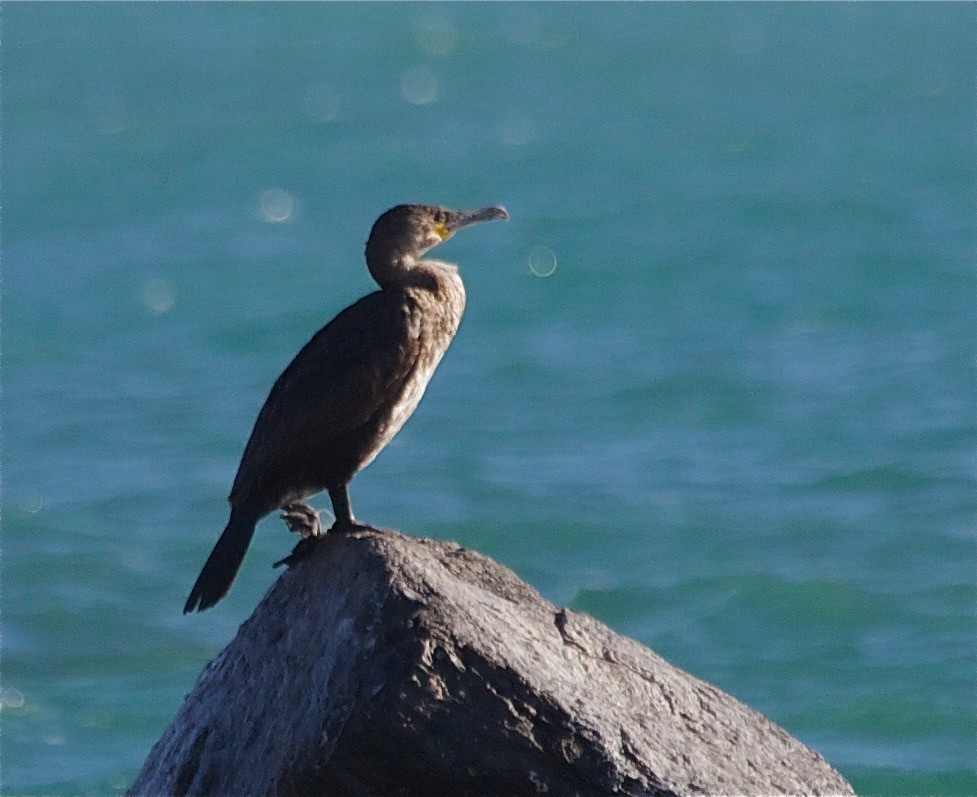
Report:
366,204,509,270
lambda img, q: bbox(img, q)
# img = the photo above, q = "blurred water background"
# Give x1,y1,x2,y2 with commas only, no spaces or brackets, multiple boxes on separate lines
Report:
3,4,975,794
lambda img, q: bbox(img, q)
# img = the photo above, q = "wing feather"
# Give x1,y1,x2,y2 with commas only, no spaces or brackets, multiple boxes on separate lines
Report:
229,290,415,503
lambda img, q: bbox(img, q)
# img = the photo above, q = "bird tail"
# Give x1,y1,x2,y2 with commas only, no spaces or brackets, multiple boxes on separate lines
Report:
184,508,259,613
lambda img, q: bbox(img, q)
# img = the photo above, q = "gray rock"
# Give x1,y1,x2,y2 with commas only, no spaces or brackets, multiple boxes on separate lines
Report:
129,528,855,796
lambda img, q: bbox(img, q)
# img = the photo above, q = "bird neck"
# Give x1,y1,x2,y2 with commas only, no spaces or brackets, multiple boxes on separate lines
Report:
368,254,461,293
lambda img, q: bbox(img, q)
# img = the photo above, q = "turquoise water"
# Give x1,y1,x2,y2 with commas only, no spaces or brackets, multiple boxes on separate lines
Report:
3,4,975,794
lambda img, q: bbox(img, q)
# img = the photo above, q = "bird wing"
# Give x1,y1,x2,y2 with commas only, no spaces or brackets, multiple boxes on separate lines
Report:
229,290,416,504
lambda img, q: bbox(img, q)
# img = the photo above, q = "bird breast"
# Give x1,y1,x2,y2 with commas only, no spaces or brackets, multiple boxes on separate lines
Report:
359,275,465,470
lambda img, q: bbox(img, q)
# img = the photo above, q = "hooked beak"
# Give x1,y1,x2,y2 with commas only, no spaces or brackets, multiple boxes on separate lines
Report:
445,205,509,233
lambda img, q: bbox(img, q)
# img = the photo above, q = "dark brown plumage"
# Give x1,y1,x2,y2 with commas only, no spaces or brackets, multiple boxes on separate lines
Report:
184,203,508,612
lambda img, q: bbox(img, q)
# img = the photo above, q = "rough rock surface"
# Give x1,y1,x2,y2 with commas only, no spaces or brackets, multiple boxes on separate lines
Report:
129,527,855,796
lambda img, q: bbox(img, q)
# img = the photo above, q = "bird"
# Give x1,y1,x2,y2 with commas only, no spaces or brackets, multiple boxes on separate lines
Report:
183,203,508,613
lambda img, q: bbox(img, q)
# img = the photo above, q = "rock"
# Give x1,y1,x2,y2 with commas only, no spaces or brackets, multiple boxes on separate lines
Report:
128,528,855,797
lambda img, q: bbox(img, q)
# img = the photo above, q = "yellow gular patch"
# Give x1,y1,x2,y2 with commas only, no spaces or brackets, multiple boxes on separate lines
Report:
434,222,452,241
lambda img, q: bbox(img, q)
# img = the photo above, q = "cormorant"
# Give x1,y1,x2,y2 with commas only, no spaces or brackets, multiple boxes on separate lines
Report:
184,203,508,613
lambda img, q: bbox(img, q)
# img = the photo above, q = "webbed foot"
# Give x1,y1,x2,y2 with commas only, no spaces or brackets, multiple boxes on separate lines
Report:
280,501,322,539
328,518,374,534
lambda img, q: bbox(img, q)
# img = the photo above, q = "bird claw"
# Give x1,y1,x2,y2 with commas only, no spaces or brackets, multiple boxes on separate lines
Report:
280,502,322,539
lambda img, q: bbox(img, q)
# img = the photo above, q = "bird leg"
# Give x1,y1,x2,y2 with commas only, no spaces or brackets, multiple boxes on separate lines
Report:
280,501,322,539
273,486,366,569
327,485,362,533
326,486,378,533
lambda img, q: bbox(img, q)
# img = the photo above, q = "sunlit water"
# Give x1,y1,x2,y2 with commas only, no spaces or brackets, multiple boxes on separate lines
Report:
4,5,975,794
